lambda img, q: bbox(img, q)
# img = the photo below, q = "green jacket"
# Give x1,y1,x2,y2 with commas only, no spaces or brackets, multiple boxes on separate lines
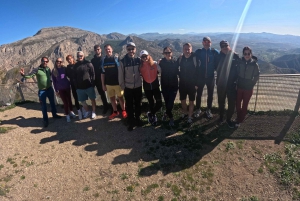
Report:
23,66,52,90
237,56,260,90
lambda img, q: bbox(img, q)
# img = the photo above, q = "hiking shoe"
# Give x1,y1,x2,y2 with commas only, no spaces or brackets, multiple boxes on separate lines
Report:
69,111,76,118
91,112,96,119
84,111,91,119
226,120,235,128
169,118,174,126
206,109,213,119
102,105,109,115
122,110,127,118
181,114,188,120
147,112,153,124
152,115,158,126
43,121,49,128
53,114,62,119
187,117,193,124
162,112,168,121
194,109,201,118
109,111,119,120
78,109,82,120
66,115,71,123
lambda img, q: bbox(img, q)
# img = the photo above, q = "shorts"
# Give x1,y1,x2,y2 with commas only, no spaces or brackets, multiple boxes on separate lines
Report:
76,87,96,102
179,85,196,101
107,85,124,98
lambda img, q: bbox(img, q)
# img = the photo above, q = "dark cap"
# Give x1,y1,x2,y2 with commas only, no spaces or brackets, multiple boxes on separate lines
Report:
220,40,229,47
203,36,211,42
126,42,136,47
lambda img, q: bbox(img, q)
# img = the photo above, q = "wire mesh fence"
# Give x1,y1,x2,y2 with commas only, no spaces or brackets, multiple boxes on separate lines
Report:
2,74,300,112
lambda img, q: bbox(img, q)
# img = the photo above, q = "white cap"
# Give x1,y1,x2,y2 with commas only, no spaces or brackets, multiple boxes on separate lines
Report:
126,42,136,47
139,50,149,57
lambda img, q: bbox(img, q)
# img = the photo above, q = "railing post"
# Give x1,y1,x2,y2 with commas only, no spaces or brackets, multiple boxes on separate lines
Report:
253,77,260,112
17,83,25,102
293,89,300,114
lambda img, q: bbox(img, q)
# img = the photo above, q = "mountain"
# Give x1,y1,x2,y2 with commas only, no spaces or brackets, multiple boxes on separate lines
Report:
271,54,300,72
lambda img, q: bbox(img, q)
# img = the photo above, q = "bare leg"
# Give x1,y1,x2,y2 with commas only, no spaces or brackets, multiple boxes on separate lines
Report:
188,101,194,118
118,96,125,110
91,99,96,113
110,96,117,111
181,100,188,114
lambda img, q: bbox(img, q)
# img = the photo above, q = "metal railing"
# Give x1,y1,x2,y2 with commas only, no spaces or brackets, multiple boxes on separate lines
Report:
2,74,300,112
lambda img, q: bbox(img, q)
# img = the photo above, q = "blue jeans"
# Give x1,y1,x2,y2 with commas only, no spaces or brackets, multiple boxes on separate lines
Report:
38,87,57,122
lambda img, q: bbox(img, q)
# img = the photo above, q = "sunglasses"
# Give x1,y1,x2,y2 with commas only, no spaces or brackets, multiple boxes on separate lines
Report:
164,52,172,54
221,45,228,48
244,53,251,56
56,61,62,63
42,60,49,63
127,48,135,51
203,40,211,43
141,55,148,59
77,55,84,58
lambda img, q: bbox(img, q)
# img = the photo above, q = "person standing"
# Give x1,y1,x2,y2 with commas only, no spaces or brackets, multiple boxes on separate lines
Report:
52,58,76,122
65,55,82,119
19,57,62,127
194,37,219,119
159,47,179,126
216,40,240,128
73,51,97,119
119,42,143,131
178,43,198,124
91,45,109,114
101,44,127,120
139,50,162,126
236,46,260,127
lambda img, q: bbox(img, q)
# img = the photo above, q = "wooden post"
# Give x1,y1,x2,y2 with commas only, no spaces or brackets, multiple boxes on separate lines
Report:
253,77,260,112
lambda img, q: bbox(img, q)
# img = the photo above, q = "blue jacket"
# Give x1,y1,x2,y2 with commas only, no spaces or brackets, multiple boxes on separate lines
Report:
195,47,219,78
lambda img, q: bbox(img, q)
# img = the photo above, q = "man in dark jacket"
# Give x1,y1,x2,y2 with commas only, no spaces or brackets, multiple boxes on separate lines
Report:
74,51,97,119
119,42,142,131
91,45,109,114
194,37,219,119
178,43,198,124
216,40,240,128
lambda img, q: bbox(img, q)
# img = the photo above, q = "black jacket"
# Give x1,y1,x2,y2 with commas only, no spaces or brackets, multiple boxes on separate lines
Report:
237,56,260,90
159,57,179,90
178,52,198,88
91,55,103,83
216,51,240,91
73,60,95,89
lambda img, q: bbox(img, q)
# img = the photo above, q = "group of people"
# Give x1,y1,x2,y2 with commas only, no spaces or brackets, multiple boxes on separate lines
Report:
19,36,259,131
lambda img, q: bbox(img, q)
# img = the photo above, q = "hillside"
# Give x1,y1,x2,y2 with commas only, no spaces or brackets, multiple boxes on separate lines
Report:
271,54,300,72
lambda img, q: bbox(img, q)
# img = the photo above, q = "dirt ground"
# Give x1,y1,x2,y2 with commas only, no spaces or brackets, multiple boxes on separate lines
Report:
0,102,299,201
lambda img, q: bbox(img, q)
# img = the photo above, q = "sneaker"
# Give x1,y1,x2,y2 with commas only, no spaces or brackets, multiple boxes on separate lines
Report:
206,109,213,119
43,121,49,128
66,115,71,123
226,120,235,128
109,111,119,120
147,112,153,124
78,109,82,120
194,109,201,118
162,112,168,121
181,114,188,120
122,110,127,118
53,114,62,119
69,111,76,118
152,115,158,126
102,105,109,115
187,117,193,124
235,123,240,128
91,112,96,119
83,111,91,119
169,118,174,126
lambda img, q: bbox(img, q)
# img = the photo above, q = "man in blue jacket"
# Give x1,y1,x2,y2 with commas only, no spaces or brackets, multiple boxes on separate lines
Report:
194,37,219,119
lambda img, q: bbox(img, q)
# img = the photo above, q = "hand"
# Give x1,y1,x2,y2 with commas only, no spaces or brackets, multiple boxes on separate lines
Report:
55,92,60,97
20,68,25,76
102,85,107,91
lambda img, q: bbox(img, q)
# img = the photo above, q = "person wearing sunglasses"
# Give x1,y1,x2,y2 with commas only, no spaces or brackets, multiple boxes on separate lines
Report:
215,40,240,128
65,55,82,119
19,57,62,127
52,58,76,122
236,46,260,127
91,45,109,115
159,47,179,126
194,37,219,119
73,51,97,119
139,50,162,126
119,42,143,131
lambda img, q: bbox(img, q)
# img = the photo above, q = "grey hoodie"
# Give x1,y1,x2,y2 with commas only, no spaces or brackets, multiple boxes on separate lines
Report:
119,54,142,89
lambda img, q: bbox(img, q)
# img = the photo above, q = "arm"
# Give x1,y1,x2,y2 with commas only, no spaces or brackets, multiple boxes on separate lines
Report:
252,63,260,86
118,61,125,90
88,63,95,86
20,67,38,79
156,62,161,74
101,73,106,91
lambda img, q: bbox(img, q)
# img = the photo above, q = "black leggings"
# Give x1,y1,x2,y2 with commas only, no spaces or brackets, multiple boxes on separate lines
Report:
71,84,80,110
144,88,162,115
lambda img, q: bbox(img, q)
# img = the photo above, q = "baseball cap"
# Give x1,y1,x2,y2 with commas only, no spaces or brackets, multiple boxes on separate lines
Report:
203,37,211,42
140,50,149,57
220,40,229,47
126,42,136,47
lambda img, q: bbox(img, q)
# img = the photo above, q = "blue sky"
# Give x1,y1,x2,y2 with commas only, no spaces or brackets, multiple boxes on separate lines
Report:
1,0,300,45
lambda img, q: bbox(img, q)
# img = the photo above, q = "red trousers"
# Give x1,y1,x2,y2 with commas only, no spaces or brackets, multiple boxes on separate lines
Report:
236,88,253,123
59,88,73,115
